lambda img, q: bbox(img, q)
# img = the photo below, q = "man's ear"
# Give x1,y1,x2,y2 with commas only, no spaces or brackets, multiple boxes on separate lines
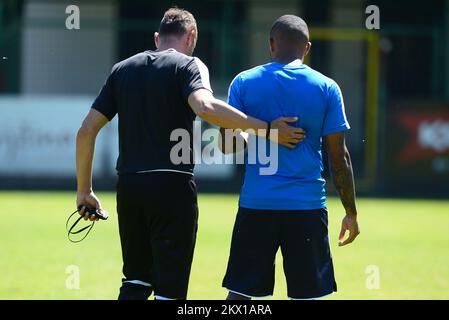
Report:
269,37,275,54
154,32,159,49
187,29,196,46
304,41,312,56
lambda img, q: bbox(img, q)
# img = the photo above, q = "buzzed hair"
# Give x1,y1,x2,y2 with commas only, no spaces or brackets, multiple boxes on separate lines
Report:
158,7,197,38
270,15,309,51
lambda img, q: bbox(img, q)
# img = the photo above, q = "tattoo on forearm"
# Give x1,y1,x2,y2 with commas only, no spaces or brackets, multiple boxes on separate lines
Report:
332,152,357,215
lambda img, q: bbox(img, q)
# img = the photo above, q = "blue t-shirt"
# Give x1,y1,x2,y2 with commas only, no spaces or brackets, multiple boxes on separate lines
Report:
228,62,350,210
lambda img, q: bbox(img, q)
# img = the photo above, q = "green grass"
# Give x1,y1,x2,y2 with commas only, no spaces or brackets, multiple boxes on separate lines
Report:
0,192,448,300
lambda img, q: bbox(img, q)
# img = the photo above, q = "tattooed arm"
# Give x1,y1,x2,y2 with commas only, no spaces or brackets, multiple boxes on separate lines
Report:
325,132,360,246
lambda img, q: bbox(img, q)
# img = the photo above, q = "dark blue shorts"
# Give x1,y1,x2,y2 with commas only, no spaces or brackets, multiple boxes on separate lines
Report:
222,207,337,299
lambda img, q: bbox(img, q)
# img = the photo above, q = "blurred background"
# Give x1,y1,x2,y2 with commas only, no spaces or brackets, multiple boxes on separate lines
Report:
0,0,449,300
1,0,448,197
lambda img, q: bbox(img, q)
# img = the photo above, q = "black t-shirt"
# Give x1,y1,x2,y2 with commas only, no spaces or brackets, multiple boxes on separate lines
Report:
91,49,212,174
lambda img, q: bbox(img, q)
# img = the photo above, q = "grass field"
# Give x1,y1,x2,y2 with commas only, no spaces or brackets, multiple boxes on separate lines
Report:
0,191,448,300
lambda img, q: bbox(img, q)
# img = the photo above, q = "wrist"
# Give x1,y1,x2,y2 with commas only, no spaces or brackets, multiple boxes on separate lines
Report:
346,209,357,217
254,120,269,138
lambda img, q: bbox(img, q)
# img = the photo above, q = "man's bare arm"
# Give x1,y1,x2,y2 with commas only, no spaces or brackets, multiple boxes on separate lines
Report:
76,108,108,220
325,132,360,246
188,89,305,149
218,128,248,154
325,132,357,215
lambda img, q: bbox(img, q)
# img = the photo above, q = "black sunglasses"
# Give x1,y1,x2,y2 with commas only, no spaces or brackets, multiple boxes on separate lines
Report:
66,205,109,243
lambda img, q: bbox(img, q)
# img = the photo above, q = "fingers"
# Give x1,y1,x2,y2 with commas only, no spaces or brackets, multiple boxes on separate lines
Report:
274,118,304,134
279,140,302,149
290,131,306,139
339,232,356,246
84,212,96,221
77,192,103,222
280,135,305,148
277,130,306,148
279,141,297,149
97,207,105,216
79,206,89,220
270,117,306,148
78,205,89,221
339,228,360,247
338,224,346,242
78,205,91,221
289,135,306,143
283,127,306,146
78,205,97,221
78,205,86,217
279,117,298,123
293,128,306,135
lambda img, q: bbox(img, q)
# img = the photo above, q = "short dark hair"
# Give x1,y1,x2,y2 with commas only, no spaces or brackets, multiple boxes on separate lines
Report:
270,15,309,49
158,7,197,38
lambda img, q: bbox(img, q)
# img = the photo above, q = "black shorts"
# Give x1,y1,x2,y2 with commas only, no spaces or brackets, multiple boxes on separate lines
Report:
116,172,198,299
222,207,337,299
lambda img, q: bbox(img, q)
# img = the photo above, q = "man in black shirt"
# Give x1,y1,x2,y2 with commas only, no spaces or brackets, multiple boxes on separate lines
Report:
76,8,304,300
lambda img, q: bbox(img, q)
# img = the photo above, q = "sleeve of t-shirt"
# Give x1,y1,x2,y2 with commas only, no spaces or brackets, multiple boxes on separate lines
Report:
179,57,213,101
91,65,118,121
322,82,350,136
227,75,245,113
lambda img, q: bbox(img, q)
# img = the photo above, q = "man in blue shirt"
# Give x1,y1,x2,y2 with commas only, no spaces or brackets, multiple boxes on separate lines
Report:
220,15,360,300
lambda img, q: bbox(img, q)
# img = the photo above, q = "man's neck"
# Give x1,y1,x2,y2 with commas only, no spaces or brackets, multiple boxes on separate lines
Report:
157,45,192,56
273,55,303,65
157,45,177,52
157,40,183,53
